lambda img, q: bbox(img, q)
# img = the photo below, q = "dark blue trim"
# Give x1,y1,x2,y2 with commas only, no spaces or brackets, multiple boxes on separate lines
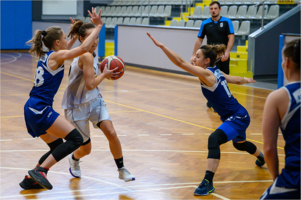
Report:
114,25,118,56
278,35,285,88
98,24,105,57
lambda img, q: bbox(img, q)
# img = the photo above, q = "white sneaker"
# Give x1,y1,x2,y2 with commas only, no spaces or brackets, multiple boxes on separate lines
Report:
118,167,135,182
68,154,81,178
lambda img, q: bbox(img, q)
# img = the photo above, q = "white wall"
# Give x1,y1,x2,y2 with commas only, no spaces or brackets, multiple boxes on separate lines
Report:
42,0,77,15
117,25,206,73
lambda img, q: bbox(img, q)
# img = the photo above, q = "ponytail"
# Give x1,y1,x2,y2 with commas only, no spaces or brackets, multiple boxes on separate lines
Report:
200,44,226,67
68,20,84,39
26,30,45,58
68,20,95,43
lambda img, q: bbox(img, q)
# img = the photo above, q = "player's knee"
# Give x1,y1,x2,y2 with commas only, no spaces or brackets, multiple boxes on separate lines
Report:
232,141,246,151
207,129,228,159
65,129,83,148
105,130,118,141
48,138,64,151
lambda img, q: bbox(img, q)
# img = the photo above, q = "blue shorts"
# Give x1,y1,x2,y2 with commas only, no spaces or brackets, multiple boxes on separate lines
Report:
260,169,300,199
218,107,250,142
24,97,59,137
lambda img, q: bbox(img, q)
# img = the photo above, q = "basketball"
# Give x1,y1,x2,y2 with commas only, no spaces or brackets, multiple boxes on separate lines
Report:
99,55,125,80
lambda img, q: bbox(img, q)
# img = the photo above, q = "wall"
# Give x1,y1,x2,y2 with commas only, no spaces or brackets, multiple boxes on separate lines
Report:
1,0,32,50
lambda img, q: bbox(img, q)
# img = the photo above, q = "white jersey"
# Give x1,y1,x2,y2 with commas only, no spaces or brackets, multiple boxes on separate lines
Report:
62,53,100,109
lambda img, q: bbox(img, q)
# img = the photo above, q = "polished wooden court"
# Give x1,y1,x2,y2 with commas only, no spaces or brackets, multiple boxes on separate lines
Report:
0,52,285,200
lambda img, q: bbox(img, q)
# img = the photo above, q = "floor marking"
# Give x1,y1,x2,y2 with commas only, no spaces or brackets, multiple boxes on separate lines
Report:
22,138,36,140
0,139,12,142
1,115,23,119
182,133,194,135
0,149,285,156
117,135,127,136
0,166,133,192
251,133,282,136
109,110,141,114
192,186,230,200
160,134,172,136
137,134,149,136
92,135,105,138
0,53,21,65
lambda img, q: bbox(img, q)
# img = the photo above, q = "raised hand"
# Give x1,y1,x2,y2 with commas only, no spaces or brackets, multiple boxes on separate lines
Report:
102,65,120,79
88,7,103,26
147,32,164,48
245,77,256,84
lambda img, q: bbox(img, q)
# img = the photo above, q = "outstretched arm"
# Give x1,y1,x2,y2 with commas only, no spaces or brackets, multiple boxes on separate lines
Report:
66,18,78,50
147,32,214,85
222,72,256,85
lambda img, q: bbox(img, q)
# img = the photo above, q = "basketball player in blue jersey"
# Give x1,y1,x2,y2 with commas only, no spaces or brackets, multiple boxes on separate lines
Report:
260,39,300,199
147,32,265,196
19,8,104,190
61,21,135,182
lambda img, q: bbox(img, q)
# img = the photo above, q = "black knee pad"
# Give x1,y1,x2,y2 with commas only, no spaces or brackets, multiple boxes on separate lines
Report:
38,138,63,165
207,129,228,159
65,129,83,147
233,141,257,155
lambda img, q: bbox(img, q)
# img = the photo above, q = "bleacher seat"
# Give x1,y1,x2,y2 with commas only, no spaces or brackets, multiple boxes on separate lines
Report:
235,5,247,18
129,17,137,24
186,20,194,27
194,20,202,28
200,6,210,18
220,6,228,17
84,17,90,23
243,0,253,4
120,6,127,16
265,5,279,19
149,6,158,17
105,17,112,26
102,7,111,17
245,5,256,19
107,17,118,28
170,19,178,26
177,20,186,27
163,5,172,17
232,20,239,33
124,6,133,16
123,17,130,24
154,5,164,17
142,6,150,17
142,18,150,25
255,5,268,19
135,18,142,24
236,20,250,36
225,0,233,5
189,6,202,19
116,17,123,25
226,6,237,18
113,7,122,16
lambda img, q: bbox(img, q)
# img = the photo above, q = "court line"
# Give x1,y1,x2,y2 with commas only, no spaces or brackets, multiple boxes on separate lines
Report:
0,139,12,142
0,167,133,192
0,69,278,149
0,53,22,65
0,149,285,156
105,100,284,150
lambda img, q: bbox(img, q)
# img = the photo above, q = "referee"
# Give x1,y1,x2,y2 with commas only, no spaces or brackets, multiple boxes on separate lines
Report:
190,1,234,75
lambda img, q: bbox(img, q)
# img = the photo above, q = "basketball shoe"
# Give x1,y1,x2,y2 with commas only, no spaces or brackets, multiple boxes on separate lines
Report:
19,175,44,189
28,166,52,190
194,179,215,196
118,167,135,182
68,154,81,178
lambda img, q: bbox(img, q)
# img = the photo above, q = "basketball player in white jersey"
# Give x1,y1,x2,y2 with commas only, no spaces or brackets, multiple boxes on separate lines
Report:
61,21,135,182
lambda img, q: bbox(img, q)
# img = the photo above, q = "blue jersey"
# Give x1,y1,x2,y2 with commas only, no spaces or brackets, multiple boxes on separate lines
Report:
201,66,242,121
280,81,300,171
29,51,64,105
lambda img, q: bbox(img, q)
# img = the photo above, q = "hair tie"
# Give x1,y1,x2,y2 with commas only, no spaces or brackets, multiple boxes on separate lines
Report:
42,30,47,36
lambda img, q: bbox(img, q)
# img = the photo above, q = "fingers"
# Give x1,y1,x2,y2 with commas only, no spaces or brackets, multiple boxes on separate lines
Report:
111,67,119,71
88,10,92,18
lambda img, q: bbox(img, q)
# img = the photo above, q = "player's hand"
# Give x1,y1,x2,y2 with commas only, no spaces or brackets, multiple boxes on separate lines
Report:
88,7,103,27
244,77,256,84
190,55,195,65
221,51,229,62
147,32,164,48
103,65,120,79
69,17,78,39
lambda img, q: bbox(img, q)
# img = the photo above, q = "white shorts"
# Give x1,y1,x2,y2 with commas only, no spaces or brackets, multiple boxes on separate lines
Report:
64,95,111,143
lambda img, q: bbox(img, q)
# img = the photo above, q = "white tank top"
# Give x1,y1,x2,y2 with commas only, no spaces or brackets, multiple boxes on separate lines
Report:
62,53,100,109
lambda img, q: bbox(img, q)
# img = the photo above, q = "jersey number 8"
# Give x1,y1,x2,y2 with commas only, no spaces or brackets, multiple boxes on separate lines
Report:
34,66,44,87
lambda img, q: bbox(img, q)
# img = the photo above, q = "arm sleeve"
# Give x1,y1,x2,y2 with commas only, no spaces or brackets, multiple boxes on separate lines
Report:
197,22,206,38
227,19,234,35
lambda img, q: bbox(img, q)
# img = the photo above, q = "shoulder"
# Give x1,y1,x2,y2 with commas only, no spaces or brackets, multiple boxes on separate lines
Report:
220,16,232,23
79,52,94,63
202,18,212,25
266,87,288,106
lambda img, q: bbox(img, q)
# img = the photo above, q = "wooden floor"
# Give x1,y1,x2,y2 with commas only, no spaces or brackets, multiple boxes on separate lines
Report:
0,52,285,200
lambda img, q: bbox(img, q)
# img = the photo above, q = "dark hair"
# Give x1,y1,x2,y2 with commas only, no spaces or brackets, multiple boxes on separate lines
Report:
200,44,226,67
68,20,95,43
283,39,300,69
209,1,221,9
26,27,63,58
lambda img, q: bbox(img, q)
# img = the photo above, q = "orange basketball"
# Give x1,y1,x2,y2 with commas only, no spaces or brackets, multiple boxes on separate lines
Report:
99,55,125,80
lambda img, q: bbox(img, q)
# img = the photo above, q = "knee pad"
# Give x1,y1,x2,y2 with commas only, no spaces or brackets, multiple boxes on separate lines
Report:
233,141,257,154
65,129,83,147
207,129,228,159
48,138,64,151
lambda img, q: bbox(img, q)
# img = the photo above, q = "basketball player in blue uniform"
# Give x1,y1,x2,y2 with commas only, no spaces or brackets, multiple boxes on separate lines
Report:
147,32,265,196
260,39,300,199
62,21,135,182
19,8,104,190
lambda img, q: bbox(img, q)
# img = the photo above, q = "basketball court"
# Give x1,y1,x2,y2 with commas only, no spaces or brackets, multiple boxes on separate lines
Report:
0,52,285,199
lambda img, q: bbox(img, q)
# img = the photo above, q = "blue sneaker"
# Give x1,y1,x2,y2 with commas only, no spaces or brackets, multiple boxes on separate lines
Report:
256,158,265,167
194,179,215,196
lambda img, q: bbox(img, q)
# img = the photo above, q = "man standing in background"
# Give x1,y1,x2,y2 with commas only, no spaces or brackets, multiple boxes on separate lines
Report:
190,1,235,108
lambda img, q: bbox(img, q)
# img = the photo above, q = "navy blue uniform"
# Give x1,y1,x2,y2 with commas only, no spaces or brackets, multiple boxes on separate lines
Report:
24,51,64,137
261,81,300,199
198,16,234,75
201,66,250,142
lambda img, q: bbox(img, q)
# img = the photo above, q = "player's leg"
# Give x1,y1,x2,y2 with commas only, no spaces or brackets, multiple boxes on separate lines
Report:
194,128,228,196
28,115,83,189
97,120,135,182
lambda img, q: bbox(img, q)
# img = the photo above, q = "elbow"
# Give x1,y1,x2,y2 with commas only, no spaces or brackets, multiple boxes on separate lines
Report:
80,46,89,53
86,84,94,91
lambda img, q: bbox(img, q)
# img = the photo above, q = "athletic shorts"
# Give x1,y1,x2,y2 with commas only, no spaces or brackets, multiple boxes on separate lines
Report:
218,106,250,142
260,169,300,199
64,95,111,143
24,97,60,137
